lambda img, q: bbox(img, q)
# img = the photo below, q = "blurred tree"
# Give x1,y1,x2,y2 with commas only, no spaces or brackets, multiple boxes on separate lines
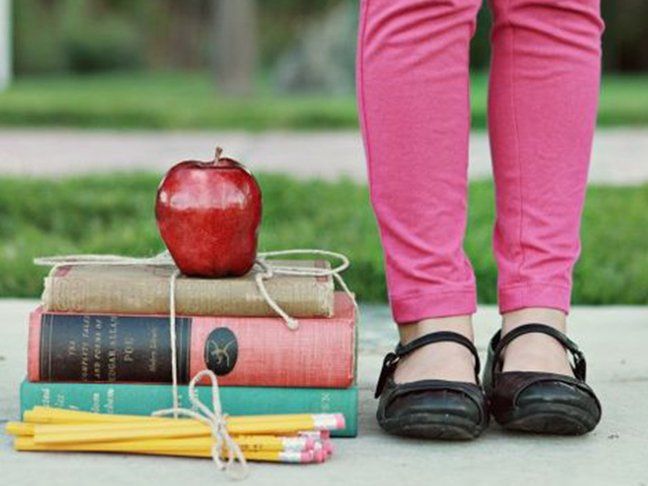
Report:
169,1,205,68
13,0,66,74
62,0,143,73
470,5,491,70
274,1,356,94
9,0,648,77
212,0,258,96
601,0,648,72
257,0,341,69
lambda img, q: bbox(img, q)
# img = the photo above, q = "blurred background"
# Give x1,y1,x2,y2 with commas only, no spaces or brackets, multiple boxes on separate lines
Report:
0,0,646,306
4,1,648,94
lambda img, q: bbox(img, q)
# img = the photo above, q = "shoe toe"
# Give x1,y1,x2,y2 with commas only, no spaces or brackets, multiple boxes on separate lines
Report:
489,375,602,435
379,385,487,440
385,388,482,423
517,380,601,418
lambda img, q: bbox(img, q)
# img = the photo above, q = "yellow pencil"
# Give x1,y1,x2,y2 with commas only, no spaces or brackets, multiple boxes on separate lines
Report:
24,407,345,431
17,435,312,453
33,420,209,445
14,437,320,463
24,407,183,425
33,420,330,445
14,407,343,458
235,435,315,452
25,407,324,422
5,422,34,436
6,422,314,452
10,408,337,465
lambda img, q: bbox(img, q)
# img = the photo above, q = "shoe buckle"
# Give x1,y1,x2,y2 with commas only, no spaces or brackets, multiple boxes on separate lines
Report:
374,352,399,398
572,349,587,380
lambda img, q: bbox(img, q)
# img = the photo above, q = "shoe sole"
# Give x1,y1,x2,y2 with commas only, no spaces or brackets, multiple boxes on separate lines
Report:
380,412,484,440
499,402,599,435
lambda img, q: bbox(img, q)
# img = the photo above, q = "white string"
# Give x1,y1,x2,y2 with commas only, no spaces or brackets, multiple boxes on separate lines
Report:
169,268,180,415
154,369,249,480
253,249,357,329
34,249,358,330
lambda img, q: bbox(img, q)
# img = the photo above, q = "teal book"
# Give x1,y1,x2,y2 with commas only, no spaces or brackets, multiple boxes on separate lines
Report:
20,380,358,437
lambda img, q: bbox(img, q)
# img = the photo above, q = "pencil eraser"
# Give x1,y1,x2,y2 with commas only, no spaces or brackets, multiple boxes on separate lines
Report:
303,437,315,450
301,450,315,463
334,413,346,430
323,439,334,456
314,448,326,463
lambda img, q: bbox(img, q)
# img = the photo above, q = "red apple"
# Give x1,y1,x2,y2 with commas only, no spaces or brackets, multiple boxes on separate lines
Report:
155,147,262,277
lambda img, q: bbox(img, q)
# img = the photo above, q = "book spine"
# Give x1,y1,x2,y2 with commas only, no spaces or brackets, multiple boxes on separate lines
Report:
20,381,358,437
28,293,356,388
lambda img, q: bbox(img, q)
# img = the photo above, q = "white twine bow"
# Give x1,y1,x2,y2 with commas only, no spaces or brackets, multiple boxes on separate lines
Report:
154,369,249,480
33,248,358,479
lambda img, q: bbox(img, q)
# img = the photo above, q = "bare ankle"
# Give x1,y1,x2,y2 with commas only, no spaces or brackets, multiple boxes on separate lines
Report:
500,307,573,376
502,307,566,335
399,315,473,344
393,315,476,384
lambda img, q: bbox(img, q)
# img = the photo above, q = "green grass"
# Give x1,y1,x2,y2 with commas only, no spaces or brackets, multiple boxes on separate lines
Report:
0,72,647,130
0,173,646,305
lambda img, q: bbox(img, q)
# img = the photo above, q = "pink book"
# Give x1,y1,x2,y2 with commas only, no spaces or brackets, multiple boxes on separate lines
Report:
28,292,356,389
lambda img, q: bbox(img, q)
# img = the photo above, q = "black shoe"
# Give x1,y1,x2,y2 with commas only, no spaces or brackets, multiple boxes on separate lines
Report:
483,323,602,435
375,331,489,440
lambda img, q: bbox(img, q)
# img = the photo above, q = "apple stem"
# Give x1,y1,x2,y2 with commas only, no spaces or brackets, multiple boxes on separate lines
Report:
214,146,224,162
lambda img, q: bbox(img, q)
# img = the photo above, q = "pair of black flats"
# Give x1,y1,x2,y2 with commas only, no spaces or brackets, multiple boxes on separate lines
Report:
375,323,601,439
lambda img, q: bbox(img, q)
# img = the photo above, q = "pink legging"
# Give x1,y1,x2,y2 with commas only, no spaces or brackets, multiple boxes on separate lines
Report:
357,0,604,324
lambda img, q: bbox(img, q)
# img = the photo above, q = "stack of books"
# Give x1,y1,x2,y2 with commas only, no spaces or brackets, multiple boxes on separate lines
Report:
20,260,358,437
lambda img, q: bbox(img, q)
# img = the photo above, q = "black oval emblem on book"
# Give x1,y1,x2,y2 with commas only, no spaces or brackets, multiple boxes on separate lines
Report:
204,327,238,376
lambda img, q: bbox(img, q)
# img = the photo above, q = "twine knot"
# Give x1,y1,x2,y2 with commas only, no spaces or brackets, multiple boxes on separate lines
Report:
154,369,249,480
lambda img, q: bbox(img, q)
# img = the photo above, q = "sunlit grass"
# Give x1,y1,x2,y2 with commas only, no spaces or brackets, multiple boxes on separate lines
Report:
0,72,646,130
0,172,645,305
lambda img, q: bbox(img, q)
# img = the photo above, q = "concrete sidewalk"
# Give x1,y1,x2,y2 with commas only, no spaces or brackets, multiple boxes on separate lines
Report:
1,301,647,485
1,128,648,184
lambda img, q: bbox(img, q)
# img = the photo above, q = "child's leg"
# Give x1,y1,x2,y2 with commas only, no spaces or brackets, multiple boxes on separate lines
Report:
488,0,604,371
358,0,482,383
357,0,482,325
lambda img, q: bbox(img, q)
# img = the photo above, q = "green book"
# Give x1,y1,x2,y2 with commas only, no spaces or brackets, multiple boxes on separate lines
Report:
20,380,358,437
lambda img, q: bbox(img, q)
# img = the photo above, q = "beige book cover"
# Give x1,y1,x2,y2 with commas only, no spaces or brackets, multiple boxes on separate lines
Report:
42,260,334,317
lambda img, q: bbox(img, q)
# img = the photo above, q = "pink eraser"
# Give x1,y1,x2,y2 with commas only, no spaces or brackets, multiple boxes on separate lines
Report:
300,450,315,463
314,448,326,463
304,437,315,450
323,439,334,456
334,413,346,430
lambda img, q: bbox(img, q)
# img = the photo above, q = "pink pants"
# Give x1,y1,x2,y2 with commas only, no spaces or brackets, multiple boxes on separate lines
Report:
357,0,604,324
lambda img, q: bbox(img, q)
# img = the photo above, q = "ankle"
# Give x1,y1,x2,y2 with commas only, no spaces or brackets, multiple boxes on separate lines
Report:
502,307,566,336
399,315,473,345
500,308,573,375
393,315,476,384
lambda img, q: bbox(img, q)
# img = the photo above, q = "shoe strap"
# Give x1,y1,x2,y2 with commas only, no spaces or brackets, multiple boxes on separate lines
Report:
492,323,586,380
375,331,481,398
